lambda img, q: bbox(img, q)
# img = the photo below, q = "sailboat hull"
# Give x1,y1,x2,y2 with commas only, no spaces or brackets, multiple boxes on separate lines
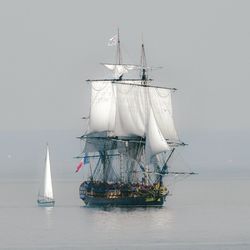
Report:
37,199,55,207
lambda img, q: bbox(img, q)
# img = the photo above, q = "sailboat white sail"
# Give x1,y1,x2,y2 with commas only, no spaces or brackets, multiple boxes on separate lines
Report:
37,144,55,206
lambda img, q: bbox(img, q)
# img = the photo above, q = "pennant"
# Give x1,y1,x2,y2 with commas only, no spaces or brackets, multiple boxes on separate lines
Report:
108,34,118,46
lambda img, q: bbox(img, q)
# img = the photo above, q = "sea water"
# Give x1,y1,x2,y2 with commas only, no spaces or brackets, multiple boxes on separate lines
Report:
0,170,249,249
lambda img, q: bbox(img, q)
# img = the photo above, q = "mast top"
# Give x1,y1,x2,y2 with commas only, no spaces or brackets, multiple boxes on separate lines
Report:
116,28,122,65
140,40,148,81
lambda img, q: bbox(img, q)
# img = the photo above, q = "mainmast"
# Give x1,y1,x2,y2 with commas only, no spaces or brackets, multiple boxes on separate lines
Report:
141,41,150,185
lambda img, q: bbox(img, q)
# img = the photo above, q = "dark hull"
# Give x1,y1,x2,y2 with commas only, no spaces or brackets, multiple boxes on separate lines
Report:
79,181,169,207
81,195,166,207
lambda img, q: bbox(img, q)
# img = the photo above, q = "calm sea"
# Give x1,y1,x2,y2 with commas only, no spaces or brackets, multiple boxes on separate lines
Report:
0,171,250,249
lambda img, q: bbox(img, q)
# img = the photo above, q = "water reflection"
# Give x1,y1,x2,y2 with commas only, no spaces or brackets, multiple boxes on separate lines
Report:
81,205,174,237
38,206,54,229
44,206,54,215
1,178,250,248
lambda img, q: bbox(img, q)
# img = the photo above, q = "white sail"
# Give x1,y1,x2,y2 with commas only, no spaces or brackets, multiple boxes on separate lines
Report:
115,82,146,137
88,80,179,143
146,108,170,161
43,145,53,199
148,88,179,141
89,81,116,133
113,82,178,142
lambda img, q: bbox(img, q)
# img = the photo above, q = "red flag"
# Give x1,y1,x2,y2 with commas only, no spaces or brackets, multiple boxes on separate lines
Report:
75,159,83,173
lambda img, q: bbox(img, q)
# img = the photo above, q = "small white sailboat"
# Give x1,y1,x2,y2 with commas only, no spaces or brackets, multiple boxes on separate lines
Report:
37,144,55,207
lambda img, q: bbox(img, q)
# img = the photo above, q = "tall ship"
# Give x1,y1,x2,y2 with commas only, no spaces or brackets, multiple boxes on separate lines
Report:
78,31,193,206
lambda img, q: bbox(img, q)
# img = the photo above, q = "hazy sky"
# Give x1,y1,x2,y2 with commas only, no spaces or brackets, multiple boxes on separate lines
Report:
0,0,249,177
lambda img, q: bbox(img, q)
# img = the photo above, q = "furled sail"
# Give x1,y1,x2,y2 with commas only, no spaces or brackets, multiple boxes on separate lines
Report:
83,132,118,153
103,64,138,78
